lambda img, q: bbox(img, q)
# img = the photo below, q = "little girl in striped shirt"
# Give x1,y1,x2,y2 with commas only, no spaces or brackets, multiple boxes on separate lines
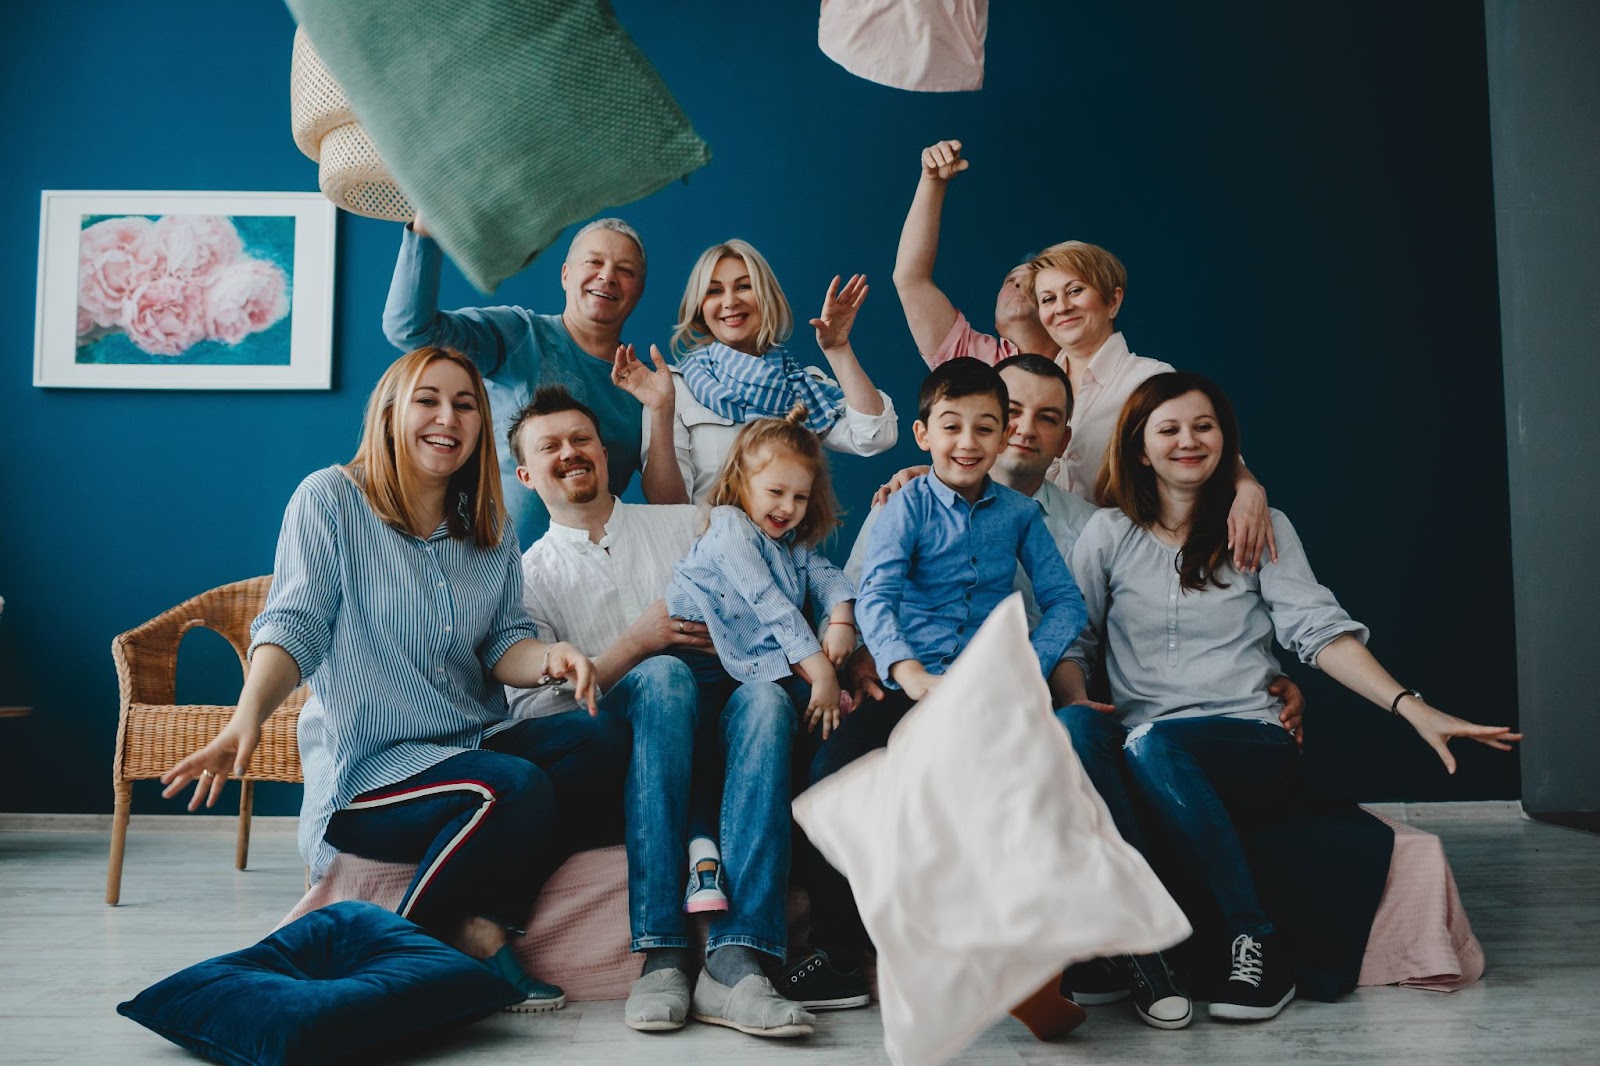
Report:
663,405,858,912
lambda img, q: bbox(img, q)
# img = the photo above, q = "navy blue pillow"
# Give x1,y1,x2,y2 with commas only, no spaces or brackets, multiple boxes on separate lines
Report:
117,900,523,1065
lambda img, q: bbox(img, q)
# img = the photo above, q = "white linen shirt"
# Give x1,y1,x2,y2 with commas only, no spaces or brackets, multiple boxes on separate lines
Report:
509,498,703,717
1048,332,1175,500
643,366,899,504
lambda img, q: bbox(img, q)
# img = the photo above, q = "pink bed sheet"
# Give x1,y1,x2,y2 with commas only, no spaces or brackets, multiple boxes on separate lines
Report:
277,810,1484,1001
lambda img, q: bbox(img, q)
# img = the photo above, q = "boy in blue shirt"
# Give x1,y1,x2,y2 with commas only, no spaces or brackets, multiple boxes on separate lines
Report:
781,358,1088,1008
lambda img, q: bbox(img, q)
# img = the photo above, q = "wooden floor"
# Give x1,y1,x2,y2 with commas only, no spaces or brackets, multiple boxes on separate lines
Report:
2,804,1596,1065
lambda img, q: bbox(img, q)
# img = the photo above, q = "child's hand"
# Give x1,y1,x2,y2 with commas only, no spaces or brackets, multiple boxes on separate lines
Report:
807,672,842,739
891,660,940,702
822,623,854,667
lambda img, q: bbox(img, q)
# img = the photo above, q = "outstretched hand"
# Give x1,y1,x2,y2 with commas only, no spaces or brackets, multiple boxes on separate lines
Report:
612,343,674,411
1404,702,1522,774
160,717,259,811
811,274,869,353
921,139,969,181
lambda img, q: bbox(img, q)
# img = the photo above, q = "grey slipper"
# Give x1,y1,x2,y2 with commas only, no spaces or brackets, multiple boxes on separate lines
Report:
625,967,692,1032
691,969,816,1038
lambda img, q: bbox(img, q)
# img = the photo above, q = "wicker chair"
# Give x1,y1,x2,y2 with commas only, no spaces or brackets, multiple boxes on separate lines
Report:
107,576,307,904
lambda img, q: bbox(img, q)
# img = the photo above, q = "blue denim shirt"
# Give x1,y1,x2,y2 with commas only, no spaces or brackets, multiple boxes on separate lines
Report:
382,226,644,546
857,474,1088,685
664,506,855,683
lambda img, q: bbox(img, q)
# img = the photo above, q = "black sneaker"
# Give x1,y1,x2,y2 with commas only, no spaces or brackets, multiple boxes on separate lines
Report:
777,949,871,1011
1209,933,1296,1021
1122,952,1192,1030
1060,957,1130,1005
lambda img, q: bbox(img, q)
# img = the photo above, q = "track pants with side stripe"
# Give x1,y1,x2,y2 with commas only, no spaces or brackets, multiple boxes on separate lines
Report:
323,710,629,935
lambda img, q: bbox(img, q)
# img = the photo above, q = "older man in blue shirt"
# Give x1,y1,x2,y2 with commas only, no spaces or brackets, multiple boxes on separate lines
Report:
383,215,688,545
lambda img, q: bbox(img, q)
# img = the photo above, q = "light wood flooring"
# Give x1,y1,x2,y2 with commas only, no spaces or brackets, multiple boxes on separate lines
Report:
1,803,1596,1065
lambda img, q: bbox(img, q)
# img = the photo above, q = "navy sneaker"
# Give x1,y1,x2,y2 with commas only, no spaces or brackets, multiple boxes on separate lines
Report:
1123,952,1192,1030
484,945,567,1013
1209,933,1295,1021
1061,956,1130,1005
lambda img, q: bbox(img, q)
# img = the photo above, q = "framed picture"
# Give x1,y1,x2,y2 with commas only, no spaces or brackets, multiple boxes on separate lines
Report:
33,190,337,389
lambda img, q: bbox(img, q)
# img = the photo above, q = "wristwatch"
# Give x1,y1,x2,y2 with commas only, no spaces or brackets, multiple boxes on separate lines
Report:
1389,688,1422,716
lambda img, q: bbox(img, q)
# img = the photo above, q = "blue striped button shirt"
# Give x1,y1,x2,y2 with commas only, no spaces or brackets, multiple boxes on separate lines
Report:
248,466,536,876
857,474,1088,685
664,506,855,683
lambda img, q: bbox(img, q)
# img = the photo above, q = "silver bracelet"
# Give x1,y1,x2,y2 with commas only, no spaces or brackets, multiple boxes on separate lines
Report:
537,644,564,688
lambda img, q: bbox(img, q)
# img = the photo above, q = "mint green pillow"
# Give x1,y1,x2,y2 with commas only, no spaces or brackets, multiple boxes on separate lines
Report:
288,0,711,292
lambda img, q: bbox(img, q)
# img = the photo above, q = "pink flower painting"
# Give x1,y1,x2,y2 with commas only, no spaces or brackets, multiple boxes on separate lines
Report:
206,259,292,346
74,214,290,358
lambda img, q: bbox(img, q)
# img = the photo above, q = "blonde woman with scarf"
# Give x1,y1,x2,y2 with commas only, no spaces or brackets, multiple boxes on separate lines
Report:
636,239,898,502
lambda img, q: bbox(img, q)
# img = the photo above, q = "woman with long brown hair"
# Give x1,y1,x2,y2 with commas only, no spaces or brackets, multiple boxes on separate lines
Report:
1052,371,1520,1027
161,346,628,1012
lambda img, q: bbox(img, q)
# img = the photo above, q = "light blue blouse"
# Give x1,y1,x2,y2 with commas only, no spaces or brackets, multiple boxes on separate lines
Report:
664,506,855,683
249,466,535,875
1065,507,1369,728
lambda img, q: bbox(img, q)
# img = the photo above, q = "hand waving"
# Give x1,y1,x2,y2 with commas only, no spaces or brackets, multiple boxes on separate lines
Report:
611,343,674,412
810,274,869,354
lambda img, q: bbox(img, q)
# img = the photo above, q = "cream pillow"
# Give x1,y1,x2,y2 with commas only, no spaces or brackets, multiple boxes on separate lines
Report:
793,594,1190,1066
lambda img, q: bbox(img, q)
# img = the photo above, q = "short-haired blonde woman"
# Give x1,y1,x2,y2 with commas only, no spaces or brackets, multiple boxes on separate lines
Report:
1018,242,1275,569
641,239,898,502
161,346,629,1013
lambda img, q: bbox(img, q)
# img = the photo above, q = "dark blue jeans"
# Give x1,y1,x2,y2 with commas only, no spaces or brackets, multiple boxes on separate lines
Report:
323,711,629,937
602,652,803,959
1055,706,1302,937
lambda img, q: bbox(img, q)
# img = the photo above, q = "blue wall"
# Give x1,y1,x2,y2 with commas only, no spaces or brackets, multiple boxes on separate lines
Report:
1,1,1516,818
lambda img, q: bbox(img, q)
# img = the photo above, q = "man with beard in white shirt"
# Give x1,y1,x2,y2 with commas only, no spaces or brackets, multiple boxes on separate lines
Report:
505,386,816,1040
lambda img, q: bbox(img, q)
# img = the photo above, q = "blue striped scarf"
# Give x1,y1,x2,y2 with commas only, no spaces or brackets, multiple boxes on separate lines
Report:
678,342,847,435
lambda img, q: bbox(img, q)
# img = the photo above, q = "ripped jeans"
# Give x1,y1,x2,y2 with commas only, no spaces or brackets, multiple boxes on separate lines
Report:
1054,707,1302,937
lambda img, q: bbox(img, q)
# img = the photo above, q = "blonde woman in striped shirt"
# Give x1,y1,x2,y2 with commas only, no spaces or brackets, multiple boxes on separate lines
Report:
161,346,630,1013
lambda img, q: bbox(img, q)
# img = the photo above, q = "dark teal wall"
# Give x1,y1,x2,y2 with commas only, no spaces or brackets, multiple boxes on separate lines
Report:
0,1,1516,817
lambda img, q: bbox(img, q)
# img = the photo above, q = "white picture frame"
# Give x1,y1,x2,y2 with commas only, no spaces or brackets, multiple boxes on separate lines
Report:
34,190,337,389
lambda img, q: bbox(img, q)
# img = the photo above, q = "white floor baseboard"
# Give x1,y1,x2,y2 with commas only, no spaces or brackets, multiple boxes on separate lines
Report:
0,812,300,832
0,801,1526,834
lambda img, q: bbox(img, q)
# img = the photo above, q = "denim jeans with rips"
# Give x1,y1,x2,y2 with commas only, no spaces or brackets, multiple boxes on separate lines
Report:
1055,705,1302,937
